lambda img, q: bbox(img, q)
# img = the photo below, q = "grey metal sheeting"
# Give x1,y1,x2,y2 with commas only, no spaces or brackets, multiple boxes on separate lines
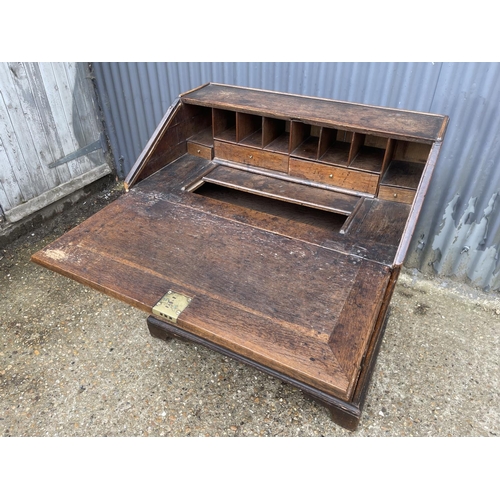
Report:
91,62,500,290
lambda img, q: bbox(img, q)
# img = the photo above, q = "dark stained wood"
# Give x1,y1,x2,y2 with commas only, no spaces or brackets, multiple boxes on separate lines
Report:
393,140,432,163
202,165,361,215
329,259,390,397
292,136,319,160
263,117,289,153
381,160,424,189
349,146,385,173
289,121,309,152
378,185,415,204
125,99,182,189
32,185,390,399
347,198,411,248
136,142,186,184
319,143,351,166
394,140,443,266
142,155,351,252
187,141,213,160
32,84,449,429
182,83,448,142
194,183,348,233
318,128,351,166
188,126,213,147
237,112,262,146
214,140,289,172
348,132,365,164
213,108,236,142
381,137,396,177
289,157,379,195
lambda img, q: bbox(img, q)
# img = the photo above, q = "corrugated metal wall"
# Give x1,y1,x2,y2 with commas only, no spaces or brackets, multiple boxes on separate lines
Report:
92,62,500,291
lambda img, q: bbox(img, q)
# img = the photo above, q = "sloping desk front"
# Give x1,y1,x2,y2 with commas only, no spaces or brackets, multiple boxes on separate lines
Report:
32,84,448,430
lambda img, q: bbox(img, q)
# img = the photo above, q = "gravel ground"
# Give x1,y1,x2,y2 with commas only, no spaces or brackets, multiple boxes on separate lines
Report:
0,179,499,438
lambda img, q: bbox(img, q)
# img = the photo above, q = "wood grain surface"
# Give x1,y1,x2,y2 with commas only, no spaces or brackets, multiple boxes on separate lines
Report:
32,157,392,399
182,83,448,142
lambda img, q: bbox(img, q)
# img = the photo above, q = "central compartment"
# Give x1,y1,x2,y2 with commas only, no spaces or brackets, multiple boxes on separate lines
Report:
194,182,348,232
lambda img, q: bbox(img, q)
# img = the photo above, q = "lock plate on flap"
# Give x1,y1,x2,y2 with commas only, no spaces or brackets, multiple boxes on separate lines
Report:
152,290,192,324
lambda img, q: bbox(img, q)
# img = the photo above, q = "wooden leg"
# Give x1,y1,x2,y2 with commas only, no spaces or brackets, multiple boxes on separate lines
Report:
146,315,365,430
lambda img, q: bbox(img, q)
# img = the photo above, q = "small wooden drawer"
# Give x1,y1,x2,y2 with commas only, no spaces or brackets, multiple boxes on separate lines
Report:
187,141,213,160
378,185,415,204
289,157,379,195
214,140,288,173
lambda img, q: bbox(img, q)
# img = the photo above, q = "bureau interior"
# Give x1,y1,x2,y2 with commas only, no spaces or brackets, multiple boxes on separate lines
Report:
184,103,432,203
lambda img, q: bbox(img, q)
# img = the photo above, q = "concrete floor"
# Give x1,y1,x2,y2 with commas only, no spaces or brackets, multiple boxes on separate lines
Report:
1,180,499,437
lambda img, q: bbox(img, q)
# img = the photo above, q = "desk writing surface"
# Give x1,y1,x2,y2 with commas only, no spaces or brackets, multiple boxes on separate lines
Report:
32,155,392,400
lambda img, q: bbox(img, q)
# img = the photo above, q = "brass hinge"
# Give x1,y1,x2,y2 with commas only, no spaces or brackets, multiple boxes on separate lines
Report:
152,290,192,324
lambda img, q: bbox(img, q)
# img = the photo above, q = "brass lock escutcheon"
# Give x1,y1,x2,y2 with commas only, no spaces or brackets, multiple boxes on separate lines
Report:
152,290,192,324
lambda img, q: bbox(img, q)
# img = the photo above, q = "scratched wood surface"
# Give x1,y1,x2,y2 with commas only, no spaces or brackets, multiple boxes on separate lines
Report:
182,83,448,142
203,165,360,215
32,156,393,399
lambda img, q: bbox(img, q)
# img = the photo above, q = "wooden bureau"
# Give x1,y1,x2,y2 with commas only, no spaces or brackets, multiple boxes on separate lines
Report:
32,83,448,430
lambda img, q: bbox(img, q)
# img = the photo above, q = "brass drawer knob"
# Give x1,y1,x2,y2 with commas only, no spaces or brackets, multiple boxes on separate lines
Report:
329,174,333,178
393,193,397,198
249,155,253,159
197,149,201,153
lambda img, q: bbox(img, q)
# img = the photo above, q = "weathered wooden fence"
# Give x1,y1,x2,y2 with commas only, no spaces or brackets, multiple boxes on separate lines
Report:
0,62,112,224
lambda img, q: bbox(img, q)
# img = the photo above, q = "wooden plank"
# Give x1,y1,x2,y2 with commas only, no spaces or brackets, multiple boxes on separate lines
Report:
130,101,210,187
125,99,182,189
289,157,379,194
213,108,236,140
0,135,23,211
0,64,48,202
292,136,319,160
236,112,262,144
193,183,349,235
31,187,391,398
37,63,86,178
394,141,443,266
187,142,213,160
182,84,447,142
378,185,415,204
289,121,308,152
188,127,213,147
263,117,288,152
137,155,351,252
318,128,352,162
32,231,351,397
381,160,424,189
0,63,50,199
22,63,72,185
348,198,411,248
214,141,288,172
203,165,360,215
393,140,432,163
328,259,391,397
45,62,96,176
349,146,385,173
348,132,365,164
67,62,107,169
4,163,112,223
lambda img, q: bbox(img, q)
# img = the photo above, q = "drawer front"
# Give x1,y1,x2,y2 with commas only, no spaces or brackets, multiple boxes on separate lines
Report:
289,158,378,195
378,185,415,204
187,141,213,160
214,141,288,173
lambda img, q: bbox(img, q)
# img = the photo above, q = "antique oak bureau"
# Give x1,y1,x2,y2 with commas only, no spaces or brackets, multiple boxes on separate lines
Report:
32,83,448,429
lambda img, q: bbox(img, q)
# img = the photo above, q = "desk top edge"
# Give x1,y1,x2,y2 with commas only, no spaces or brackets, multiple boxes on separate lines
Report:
181,83,449,142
